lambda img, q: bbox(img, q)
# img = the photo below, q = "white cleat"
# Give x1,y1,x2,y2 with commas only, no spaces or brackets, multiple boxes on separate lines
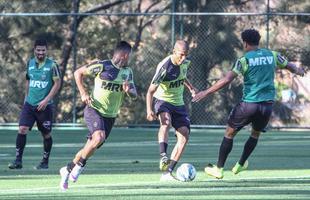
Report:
59,166,70,191
160,172,178,182
69,165,84,182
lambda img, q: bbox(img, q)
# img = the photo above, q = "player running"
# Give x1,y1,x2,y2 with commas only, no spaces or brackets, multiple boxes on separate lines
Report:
192,29,306,179
8,38,60,170
59,41,137,190
146,40,198,181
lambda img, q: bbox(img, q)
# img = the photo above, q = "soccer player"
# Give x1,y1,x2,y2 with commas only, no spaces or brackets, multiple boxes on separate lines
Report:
192,29,305,179
146,40,197,181
8,39,61,170
59,41,137,190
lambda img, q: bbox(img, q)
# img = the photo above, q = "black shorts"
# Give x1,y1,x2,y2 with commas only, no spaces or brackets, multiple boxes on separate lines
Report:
19,102,53,134
84,106,115,140
154,99,190,131
228,101,273,132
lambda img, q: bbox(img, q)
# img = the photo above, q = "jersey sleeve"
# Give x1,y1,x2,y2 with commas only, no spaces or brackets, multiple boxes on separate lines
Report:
232,57,247,75
151,61,168,85
52,62,61,80
272,51,288,69
84,61,104,76
25,60,30,80
127,68,135,84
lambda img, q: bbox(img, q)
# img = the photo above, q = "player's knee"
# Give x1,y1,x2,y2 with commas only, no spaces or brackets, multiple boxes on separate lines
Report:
251,129,260,139
19,126,29,134
92,131,106,147
42,133,51,139
159,124,170,132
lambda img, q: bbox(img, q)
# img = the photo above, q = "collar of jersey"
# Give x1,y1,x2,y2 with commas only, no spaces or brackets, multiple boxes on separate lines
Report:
35,57,47,68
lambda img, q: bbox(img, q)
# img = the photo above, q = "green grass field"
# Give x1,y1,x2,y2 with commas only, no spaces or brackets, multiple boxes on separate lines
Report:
0,128,309,200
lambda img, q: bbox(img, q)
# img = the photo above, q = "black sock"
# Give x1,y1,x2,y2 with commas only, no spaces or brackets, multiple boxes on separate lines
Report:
239,136,258,165
67,161,76,172
168,160,177,173
42,137,53,163
77,157,87,167
159,142,168,156
217,137,233,168
16,134,27,162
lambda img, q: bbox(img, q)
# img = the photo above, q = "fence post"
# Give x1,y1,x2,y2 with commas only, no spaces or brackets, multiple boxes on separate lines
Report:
171,0,176,47
266,0,270,48
72,0,79,123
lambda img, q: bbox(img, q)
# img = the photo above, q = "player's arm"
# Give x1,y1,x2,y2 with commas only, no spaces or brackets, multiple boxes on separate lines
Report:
122,69,137,100
192,71,237,102
146,83,158,121
285,62,305,76
273,51,305,76
74,60,102,105
184,78,198,97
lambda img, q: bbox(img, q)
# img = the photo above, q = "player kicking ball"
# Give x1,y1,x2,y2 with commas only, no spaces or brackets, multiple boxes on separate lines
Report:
59,41,137,190
146,40,197,181
192,29,305,179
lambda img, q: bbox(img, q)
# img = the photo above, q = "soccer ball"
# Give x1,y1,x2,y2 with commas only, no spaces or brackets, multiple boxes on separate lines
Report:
176,163,196,182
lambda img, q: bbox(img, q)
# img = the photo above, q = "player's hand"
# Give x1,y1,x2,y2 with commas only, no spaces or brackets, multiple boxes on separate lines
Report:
122,80,130,93
146,110,157,121
192,90,208,102
37,98,49,111
190,87,199,97
81,93,92,105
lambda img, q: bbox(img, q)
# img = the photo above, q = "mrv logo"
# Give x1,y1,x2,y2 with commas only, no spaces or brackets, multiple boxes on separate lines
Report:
248,56,273,66
101,81,123,92
169,79,185,88
29,80,48,88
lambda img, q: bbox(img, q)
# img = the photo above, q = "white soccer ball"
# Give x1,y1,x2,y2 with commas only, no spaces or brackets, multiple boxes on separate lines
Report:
176,163,196,182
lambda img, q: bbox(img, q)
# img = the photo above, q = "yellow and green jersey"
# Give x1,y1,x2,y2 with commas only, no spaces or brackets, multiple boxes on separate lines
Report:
232,48,288,102
86,60,134,118
152,56,191,106
25,57,60,106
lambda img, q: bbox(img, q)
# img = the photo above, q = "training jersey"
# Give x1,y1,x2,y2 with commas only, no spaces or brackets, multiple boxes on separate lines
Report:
232,48,288,102
151,55,191,106
25,57,60,106
85,60,135,118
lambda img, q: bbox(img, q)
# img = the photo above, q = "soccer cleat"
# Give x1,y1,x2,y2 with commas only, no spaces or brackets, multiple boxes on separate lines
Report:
59,167,70,191
232,160,248,175
160,172,178,182
69,165,84,182
159,155,170,171
34,161,49,170
8,160,23,169
204,164,224,179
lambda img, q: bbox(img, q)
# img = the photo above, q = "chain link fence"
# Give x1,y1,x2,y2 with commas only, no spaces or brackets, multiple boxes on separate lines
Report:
0,0,309,127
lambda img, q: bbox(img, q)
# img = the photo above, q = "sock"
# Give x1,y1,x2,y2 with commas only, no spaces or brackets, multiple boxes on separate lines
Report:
239,136,258,165
16,134,27,162
167,160,177,173
67,161,76,173
217,137,233,168
77,157,87,167
42,137,53,163
159,142,168,156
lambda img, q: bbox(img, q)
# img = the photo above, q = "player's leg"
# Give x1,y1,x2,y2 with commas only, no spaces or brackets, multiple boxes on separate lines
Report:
233,101,273,174
59,106,115,190
69,130,106,182
9,102,35,169
161,105,190,181
158,112,171,171
35,104,53,169
205,102,253,179
169,126,189,171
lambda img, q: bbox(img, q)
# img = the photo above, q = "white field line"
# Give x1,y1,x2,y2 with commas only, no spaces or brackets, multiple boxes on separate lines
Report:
0,175,310,194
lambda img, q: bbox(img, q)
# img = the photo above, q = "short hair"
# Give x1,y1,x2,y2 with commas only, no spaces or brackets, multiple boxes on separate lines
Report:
241,29,261,46
34,39,48,48
174,40,189,51
114,41,132,53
